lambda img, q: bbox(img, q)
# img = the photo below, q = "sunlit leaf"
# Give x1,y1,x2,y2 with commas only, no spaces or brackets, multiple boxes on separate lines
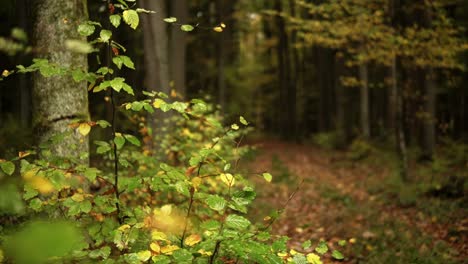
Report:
331,250,344,260
180,24,194,32
306,253,322,264
137,250,152,261
161,245,179,255
184,234,201,246
164,17,177,23
262,172,272,183
78,123,91,136
123,10,139,29
220,173,235,187
110,14,121,28
0,161,15,175
315,241,328,255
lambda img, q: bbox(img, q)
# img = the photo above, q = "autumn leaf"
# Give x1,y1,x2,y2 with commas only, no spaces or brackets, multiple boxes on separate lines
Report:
220,173,235,187
184,234,201,246
161,245,179,255
78,123,91,136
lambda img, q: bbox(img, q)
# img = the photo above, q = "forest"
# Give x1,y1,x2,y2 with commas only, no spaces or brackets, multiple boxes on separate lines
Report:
0,0,467,263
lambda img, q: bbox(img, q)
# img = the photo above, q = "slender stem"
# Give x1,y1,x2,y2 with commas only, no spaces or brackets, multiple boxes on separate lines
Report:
106,0,122,224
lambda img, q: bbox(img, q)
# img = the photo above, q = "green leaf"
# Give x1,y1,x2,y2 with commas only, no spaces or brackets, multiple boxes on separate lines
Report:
239,116,249,125
123,10,139,29
0,161,15,175
205,195,226,211
110,77,125,92
80,200,92,213
315,241,328,255
122,83,134,95
163,17,177,23
136,8,155,13
65,40,93,54
96,120,111,128
110,15,121,28
331,250,344,260
29,198,42,211
231,124,239,130
78,23,95,36
338,240,347,246
225,214,251,230
100,29,112,42
120,55,135,69
180,24,194,32
262,172,272,183
124,134,141,146
302,240,312,250
292,254,307,264
114,135,125,149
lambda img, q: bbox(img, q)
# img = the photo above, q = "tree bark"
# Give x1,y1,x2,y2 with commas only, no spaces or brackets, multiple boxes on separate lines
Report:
141,0,171,150
359,63,370,138
392,57,408,181
170,0,188,97
334,54,346,146
215,0,226,114
32,0,90,162
422,69,436,159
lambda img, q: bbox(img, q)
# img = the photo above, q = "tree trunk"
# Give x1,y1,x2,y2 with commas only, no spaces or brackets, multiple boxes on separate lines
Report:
141,0,171,150
422,69,436,159
215,0,226,114
334,54,346,146
32,0,90,162
170,0,188,97
359,63,370,138
392,57,408,181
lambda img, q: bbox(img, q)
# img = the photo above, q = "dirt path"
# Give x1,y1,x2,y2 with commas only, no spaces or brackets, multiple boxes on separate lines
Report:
247,140,467,264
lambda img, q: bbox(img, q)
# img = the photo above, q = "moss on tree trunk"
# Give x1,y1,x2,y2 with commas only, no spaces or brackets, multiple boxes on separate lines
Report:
32,0,89,162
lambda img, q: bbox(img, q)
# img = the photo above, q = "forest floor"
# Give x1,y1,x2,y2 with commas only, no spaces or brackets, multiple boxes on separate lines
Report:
246,140,467,264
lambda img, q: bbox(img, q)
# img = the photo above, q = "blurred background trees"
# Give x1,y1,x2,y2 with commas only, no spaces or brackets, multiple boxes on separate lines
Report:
1,0,467,177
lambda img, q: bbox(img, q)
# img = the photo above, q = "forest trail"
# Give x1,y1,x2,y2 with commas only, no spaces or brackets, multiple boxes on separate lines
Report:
247,140,467,263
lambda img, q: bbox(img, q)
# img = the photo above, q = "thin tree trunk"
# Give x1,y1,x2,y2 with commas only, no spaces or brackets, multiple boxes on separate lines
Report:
170,0,188,97
334,54,346,146
359,63,370,138
32,0,90,162
215,0,226,114
274,0,290,138
141,0,171,150
392,57,408,181
18,0,30,128
422,69,436,159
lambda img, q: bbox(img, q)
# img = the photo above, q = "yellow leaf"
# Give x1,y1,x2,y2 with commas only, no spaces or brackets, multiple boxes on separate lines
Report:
170,89,177,97
290,249,299,255
213,27,223,32
277,252,288,257
306,253,323,264
28,176,55,194
220,173,235,187
136,250,152,261
18,151,31,158
191,177,202,190
198,249,212,256
153,98,164,108
184,234,201,246
2,70,9,77
161,245,179,255
220,23,226,28
160,204,172,216
71,193,85,202
118,224,131,231
150,242,161,253
78,123,91,136
151,231,168,241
